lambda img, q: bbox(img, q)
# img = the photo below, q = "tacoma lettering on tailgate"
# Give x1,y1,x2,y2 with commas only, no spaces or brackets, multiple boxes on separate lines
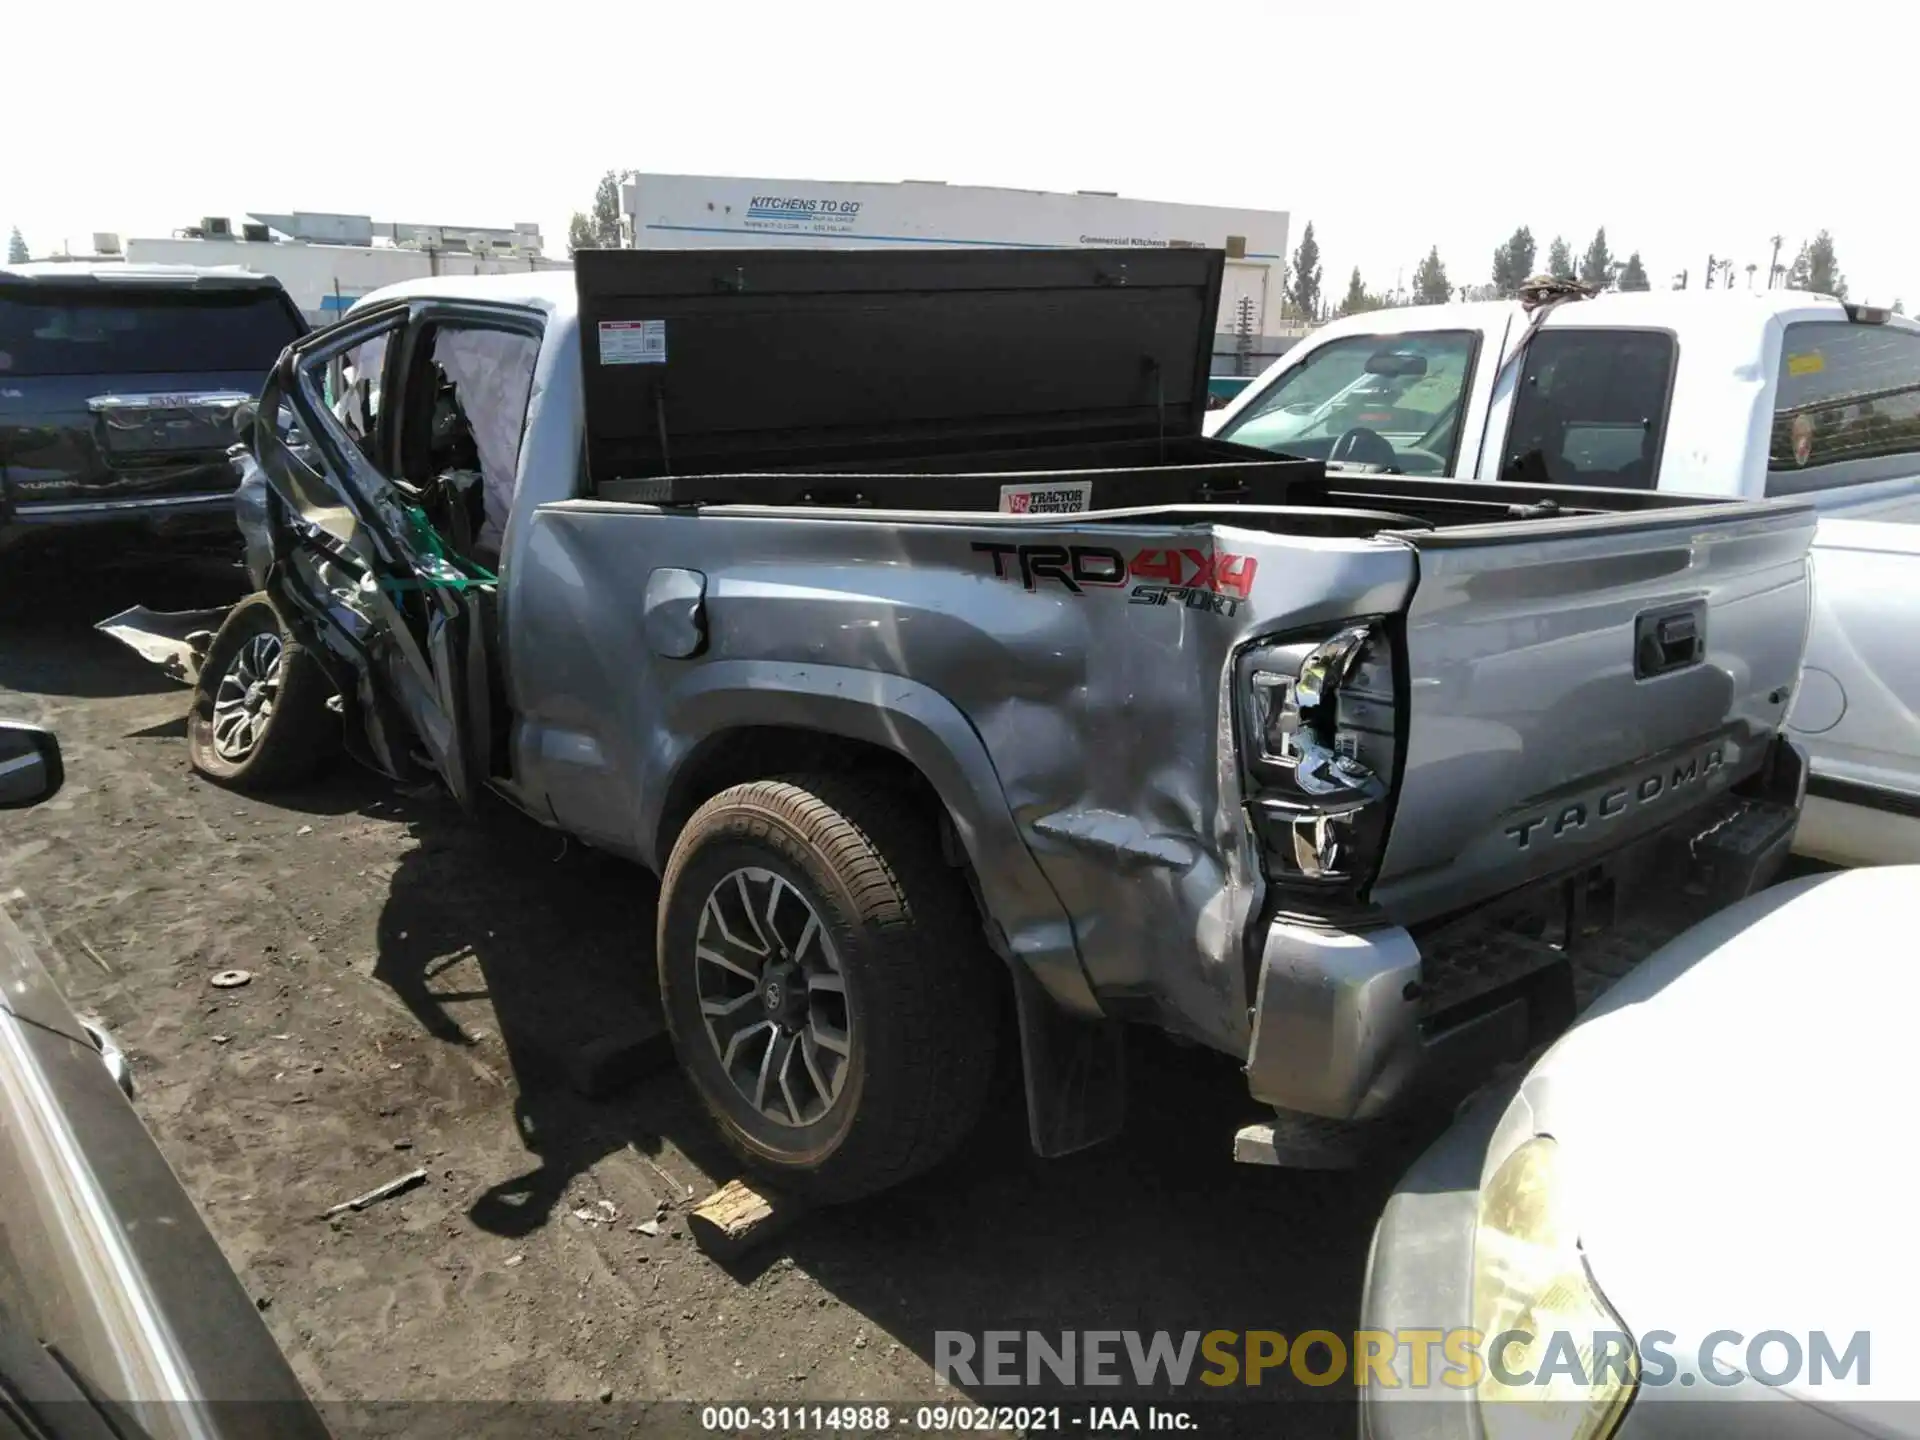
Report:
1505,745,1727,850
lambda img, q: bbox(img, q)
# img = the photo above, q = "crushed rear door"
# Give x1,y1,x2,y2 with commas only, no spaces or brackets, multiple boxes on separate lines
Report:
250,304,490,808
1368,498,1818,925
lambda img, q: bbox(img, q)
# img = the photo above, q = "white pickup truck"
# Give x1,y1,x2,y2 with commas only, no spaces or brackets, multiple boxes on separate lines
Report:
1208,288,1920,866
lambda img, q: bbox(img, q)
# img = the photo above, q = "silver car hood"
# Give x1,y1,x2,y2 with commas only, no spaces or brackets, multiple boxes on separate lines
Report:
1493,865,1920,1411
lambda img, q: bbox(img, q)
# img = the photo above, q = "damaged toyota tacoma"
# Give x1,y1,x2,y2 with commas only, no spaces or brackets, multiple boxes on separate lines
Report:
127,249,1815,1199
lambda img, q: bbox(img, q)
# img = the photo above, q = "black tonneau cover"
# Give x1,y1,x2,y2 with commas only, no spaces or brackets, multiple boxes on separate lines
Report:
573,247,1228,487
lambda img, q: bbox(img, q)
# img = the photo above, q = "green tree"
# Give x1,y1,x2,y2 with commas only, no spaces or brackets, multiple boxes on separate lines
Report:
567,170,626,255
1895,299,1907,316
1787,243,1812,290
1546,236,1574,281
1337,266,1388,317
5,227,26,264
1285,221,1323,321
1490,225,1537,298
1412,246,1451,305
1804,231,1847,299
1579,228,1616,288
1616,252,1651,292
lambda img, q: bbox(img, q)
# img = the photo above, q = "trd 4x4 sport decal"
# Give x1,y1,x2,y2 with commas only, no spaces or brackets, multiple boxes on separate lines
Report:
971,542,1259,617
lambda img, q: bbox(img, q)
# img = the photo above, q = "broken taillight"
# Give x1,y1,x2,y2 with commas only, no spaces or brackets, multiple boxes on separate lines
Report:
1235,620,1400,893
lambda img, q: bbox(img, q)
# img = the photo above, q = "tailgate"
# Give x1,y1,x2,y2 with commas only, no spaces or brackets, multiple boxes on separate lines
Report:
1,372,255,506
1369,499,1817,924
89,386,253,462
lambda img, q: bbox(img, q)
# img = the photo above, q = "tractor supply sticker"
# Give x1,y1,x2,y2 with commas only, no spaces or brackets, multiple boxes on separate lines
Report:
598,319,667,365
1786,351,1825,377
972,542,1259,618
999,480,1093,515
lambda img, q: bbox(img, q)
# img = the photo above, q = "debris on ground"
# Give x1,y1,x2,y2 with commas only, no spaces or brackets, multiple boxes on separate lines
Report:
322,1168,428,1218
633,1147,694,1200
570,1198,619,1226
689,1178,805,1261
210,969,252,989
631,1219,662,1238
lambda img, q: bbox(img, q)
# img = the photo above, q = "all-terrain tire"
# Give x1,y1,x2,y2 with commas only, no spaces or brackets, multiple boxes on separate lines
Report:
657,774,1001,1203
188,593,339,791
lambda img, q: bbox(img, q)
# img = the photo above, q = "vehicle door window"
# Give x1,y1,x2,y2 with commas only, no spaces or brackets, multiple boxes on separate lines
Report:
1497,329,1676,490
322,331,391,468
264,310,410,551
1767,321,1920,496
393,321,540,569
1215,330,1479,475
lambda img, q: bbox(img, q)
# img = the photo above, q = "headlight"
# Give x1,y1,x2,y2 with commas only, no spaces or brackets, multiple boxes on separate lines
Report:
1473,1136,1637,1440
1235,620,1398,893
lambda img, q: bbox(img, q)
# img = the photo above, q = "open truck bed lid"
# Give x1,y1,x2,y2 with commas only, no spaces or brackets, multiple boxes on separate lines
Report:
572,246,1225,486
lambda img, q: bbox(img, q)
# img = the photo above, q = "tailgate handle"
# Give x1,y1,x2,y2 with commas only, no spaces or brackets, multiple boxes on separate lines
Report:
1635,605,1704,678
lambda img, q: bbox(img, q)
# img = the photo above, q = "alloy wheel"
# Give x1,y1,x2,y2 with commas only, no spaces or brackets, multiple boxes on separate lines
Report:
694,867,853,1129
211,631,284,762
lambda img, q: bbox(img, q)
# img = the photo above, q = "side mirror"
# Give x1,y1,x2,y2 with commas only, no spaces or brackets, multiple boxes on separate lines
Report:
0,723,64,810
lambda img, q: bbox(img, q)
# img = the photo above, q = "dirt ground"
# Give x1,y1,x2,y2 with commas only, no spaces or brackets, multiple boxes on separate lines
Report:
0,558,1419,1438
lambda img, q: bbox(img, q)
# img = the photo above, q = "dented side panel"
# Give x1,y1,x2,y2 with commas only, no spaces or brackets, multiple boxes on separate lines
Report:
504,504,1416,1055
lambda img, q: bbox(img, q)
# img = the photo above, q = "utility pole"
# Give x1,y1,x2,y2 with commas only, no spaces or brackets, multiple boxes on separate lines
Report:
1704,255,1717,289
1768,235,1784,289
1673,269,1689,290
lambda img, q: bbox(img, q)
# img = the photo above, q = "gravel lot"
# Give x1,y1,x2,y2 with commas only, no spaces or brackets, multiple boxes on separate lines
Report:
0,560,1421,1438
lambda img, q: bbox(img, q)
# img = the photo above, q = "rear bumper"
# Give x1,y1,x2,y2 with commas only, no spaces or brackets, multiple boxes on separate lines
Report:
1,491,239,553
1243,737,1806,1124
5,490,237,527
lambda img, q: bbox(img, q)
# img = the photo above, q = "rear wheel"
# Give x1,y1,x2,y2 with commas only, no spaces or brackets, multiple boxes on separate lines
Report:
188,593,338,790
657,775,1000,1203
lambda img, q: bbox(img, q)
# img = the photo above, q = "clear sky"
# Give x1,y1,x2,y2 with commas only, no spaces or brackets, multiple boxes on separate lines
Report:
11,0,1918,305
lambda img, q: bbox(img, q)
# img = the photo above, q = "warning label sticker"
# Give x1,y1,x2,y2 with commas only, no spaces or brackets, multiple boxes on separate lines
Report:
598,319,667,365
999,480,1093,515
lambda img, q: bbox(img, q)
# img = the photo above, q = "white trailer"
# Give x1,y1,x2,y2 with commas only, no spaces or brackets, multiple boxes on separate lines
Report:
620,174,1292,368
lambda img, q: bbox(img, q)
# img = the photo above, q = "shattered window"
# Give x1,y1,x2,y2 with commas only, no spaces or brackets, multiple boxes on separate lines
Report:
320,331,392,470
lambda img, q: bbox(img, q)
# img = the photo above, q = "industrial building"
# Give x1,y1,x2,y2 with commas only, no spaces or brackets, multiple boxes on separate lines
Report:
621,174,1305,371
89,212,564,325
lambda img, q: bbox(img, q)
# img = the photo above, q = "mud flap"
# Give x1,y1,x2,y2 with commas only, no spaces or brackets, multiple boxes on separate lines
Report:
94,605,233,687
1009,962,1126,1158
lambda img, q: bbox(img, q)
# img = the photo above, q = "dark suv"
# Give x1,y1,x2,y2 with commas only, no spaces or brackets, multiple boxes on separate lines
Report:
0,263,306,562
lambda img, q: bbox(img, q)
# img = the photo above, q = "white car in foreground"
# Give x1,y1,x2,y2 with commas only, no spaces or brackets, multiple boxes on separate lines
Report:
1361,864,1919,1438
1790,519,1920,867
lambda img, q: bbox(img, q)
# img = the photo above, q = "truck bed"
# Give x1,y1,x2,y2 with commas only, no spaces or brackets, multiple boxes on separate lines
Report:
539,246,1816,1070
595,439,1799,542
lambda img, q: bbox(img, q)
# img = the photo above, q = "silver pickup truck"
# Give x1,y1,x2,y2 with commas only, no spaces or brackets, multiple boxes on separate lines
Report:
148,249,1813,1201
